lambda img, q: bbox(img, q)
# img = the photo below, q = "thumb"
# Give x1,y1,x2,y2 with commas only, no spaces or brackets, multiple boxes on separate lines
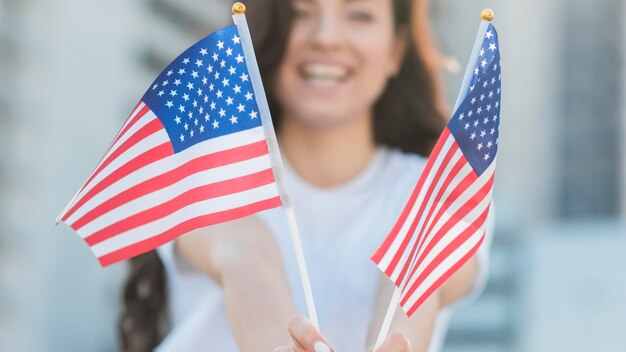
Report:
374,333,411,352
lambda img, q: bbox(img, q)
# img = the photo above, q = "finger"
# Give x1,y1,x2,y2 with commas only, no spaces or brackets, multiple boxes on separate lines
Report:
375,333,411,352
287,316,332,352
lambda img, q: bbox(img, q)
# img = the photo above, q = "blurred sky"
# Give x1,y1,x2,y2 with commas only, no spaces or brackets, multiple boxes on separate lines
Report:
0,0,625,351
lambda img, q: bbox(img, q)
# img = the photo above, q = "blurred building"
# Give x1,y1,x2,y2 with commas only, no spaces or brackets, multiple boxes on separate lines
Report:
0,0,624,351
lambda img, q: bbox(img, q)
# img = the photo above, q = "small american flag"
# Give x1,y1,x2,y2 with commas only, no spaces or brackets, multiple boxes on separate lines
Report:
58,25,282,266
371,24,501,316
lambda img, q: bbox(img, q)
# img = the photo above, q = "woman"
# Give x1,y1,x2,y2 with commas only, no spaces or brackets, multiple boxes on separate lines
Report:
119,0,491,351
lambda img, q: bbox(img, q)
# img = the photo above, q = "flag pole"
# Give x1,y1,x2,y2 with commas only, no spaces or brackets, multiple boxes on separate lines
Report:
232,3,319,329
372,9,495,350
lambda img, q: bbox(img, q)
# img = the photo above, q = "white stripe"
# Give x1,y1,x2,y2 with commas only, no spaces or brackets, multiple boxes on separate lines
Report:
401,228,485,312
89,182,280,257
388,147,464,283
394,161,474,281
407,163,495,274
400,186,493,295
73,124,168,205
66,126,267,224
78,155,273,237
375,134,455,271
97,104,154,175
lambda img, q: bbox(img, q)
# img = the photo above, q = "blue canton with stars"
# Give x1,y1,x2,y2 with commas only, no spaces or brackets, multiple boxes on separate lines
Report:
143,25,262,153
448,24,501,176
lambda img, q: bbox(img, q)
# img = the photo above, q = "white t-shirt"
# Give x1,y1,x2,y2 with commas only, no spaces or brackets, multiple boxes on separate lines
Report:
156,147,492,352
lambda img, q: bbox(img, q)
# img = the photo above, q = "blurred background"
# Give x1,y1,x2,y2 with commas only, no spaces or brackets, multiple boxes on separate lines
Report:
0,0,624,351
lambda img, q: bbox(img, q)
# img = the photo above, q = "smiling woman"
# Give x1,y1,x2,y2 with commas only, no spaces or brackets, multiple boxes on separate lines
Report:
119,0,490,351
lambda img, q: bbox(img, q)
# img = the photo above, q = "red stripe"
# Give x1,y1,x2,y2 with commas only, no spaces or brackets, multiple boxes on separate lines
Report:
393,150,467,285
109,104,150,154
71,140,270,231
85,168,276,246
405,234,485,316
401,173,494,290
63,118,164,221
371,128,451,264
401,205,490,308
97,196,282,267
384,140,459,279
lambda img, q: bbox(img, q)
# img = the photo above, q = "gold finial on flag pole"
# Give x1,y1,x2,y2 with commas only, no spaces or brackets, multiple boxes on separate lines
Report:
481,9,494,22
232,2,246,14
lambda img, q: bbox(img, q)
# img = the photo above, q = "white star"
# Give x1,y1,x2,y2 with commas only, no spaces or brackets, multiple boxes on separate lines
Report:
226,96,234,105
187,82,194,90
487,141,493,148
174,79,181,86
190,129,195,137
483,153,491,161
162,80,169,86
459,113,465,120
490,127,496,135
157,90,165,97
180,134,185,142
194,118,199,126
216,90,223,98
174,116,181,124
199,107,204,114
220,60,226,68
207,64,214,73
477,143,483,151
479,48,485,57
474,120,479,127
192,100,198,108
476,107,482,114
235,54,244,64
191,71,199,79
178,105,185,113
217,40,224,49
237,103,245,112
183,122,189,131
213,120,220,129
209,83,215,91
210,102,216,110
480,130,487,138
471,97,477,104
233,85,241,94
204,95,209,103
212,52,219,61
470,132,476,140
166,70,174,76
485,31,493,39
197,88,203,96
489,91,494,98
195,59,204,67
468,110,474,117
204,114,210,122
200,125,205,133
464,122,470,130
474,67,479,75
199,48,208,56
188,112,193,119
226,47,233,56
178,68,186,75
152,84,158,90
222,78,230,87
245,92,253,101
489,43,497,52
233,35,241,44
214,72,220,80
483,81,488,88
240,72,249,81
230,115,238,124
249,110,258,119
229,66,237,75
219,108,226,117
202,77,208,85
166,101,174,108
486,104,492,112
480,94,485,101
182,93,190,101
182,58,190,64
481,59,487,68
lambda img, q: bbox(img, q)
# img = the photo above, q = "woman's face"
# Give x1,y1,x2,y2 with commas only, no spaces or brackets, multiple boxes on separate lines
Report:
275,0,406,128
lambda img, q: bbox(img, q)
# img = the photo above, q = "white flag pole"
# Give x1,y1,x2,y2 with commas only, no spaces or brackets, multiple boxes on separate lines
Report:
373,10,494,350
232,3,319,329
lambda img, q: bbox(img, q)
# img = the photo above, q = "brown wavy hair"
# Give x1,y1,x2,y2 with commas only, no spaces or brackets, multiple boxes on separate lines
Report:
119,1,446,351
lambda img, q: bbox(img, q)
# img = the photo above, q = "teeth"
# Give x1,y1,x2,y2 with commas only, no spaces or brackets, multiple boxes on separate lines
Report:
303,64,348,81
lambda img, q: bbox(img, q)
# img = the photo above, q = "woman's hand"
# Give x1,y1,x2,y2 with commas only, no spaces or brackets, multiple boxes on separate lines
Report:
273,316,333,352
369,333,413,352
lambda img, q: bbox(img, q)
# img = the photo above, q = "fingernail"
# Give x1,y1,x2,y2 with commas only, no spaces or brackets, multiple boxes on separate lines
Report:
313,341,331,352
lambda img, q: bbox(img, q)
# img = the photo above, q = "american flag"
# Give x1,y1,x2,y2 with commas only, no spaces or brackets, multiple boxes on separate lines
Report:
58,25,282,267
371,24,501,316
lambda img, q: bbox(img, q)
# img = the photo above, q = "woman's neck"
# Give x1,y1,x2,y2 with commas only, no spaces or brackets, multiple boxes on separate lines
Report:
278,115,376,188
